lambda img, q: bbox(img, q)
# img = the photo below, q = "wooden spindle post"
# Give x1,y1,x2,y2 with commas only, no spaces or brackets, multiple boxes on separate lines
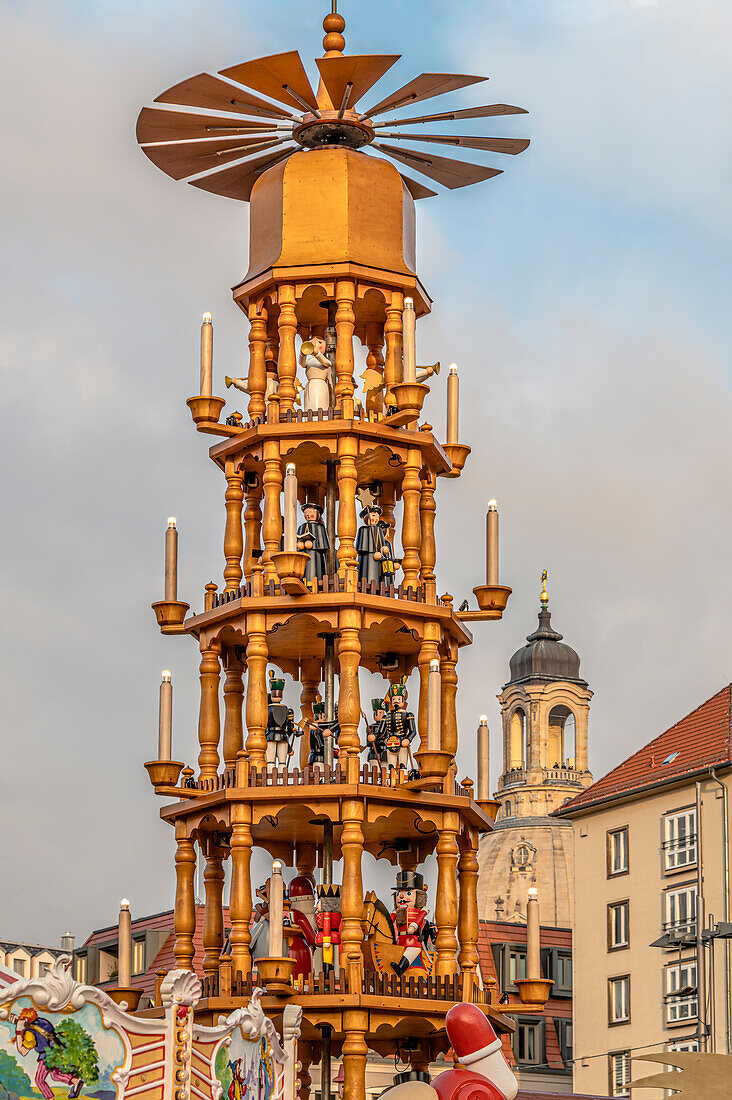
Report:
202,843,225,977
400,447,422,590
277,284,298,413
224,457,244,593
337,609,361,772
244,612,268,769
229,806,253,978
419,472,437,602
335,278,356,419
384,289,404,400
247,300,268,419
337,436,358,581
440,640,459,762
262,440,283,581
457,832,480,990
299,657,321,770
197,640,221,781
223,649,245,768
174,826,196,971
434,813,459,977
243,477,262,580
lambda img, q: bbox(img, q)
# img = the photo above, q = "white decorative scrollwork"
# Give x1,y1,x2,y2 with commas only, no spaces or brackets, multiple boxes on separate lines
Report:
161,968,202,1009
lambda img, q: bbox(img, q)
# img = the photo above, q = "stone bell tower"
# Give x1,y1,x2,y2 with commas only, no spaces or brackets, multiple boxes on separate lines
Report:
477,573,593,928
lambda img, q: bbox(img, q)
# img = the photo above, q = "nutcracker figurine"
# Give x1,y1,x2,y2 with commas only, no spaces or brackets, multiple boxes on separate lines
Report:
365,697,388,764
315,884,342,974
390,870,434,976
265,672,300,771
378,680,418,776
296,502,330,583
355,505,399,588
285,876,316,978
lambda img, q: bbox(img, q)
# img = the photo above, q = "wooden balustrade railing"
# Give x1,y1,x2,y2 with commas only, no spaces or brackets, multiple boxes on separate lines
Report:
191,765,468,797
200,968,492,1004
210,574,425,608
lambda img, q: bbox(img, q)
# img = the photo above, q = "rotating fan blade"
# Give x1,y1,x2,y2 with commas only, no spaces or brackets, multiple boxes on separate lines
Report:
315,54,401,111
188,146,295,200
220,51,318,113
142,137,285,181
137,107,280,145
374,103,528,128
154,72,297,120
375,142,501,190
364,73,486,119
398,173,438,200
379,133,530,154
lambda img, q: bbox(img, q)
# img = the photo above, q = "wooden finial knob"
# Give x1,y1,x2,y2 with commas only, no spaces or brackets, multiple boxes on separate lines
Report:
323,12,345,54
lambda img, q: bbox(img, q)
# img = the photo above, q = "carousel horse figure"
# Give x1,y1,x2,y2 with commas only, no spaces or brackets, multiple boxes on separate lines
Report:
361,891,433,978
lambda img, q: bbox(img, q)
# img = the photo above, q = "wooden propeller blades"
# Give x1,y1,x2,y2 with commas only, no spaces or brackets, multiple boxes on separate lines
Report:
315,54,401,111
364,73,487,118
220,51,318,113
374,142,502,189
378,133,530,155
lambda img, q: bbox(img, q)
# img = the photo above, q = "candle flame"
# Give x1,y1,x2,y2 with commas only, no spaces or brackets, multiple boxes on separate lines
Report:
202,312,212,323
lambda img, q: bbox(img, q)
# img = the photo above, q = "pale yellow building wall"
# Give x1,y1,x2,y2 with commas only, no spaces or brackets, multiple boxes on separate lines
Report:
571,772,731,1098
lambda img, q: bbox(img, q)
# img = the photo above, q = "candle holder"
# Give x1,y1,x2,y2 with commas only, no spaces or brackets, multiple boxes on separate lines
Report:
255,956,296,995
144,760,185,789
472,584,512,618
442,442,471,478
515,977,553,1006
186,394,226,425
151,599,190,633
414,748,452,780
476,798,502,822
390,381,429,418
106,987,143,1011
271,550,309,595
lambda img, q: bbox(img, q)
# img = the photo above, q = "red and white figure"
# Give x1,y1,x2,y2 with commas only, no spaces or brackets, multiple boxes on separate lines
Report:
433,1003,518,1100
286,876,316,977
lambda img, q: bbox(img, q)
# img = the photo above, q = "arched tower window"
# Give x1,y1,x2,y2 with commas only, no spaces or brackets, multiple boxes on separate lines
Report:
509,708,526,770
548,704,576,768
504,800,511,818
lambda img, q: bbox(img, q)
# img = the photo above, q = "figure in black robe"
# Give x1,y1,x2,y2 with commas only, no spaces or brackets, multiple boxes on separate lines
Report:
356,505,397,588
365,698,388,764
308,698,340,765
297,502,330,582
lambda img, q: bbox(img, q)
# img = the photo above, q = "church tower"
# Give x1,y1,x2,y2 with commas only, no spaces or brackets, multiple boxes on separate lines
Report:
477,574,593,928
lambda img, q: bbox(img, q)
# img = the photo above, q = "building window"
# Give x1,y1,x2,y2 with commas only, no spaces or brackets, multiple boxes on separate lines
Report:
38,961,50,976
609,1051,631,1097
12,958,26,977
663,809,697,873
508,947,526,986
608,901,630,950
556,1018,573,1064
607,827,629,877
133,939,145,975
664,884,697,939
666,1038,699,1052
514,1018,543,1066
665,960,698,1024
608,976,630,1024
553,952,572,993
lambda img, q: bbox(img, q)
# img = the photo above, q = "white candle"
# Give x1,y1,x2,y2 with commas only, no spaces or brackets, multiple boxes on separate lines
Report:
284,464,297,553
268,861,284,956
158,671,172,760
165,518,178,602
118,899,132,987
446,364,459,444
486,501,499,586
477,715,490,801
200,312,213,396
403,297,416,384
526,888,540,979
427,658,441,751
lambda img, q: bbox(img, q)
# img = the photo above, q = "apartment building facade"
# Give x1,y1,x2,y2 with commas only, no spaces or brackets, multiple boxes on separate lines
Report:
558,684,732,1098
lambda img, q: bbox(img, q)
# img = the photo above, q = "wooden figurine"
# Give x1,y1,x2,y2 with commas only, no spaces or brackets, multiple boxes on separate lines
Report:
266,672,300,771
378,680,418,776
390,870,435,976
433,1004,519,1100
297,502,330,582
226,364,280,404
308,695,340,767
315,884,342,975
355,505,399,588
365,697,388,764
299,337,332,412
249,880,270,965
284,876,316,978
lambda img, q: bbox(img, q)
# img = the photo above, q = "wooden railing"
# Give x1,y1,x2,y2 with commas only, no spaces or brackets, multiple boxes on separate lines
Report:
192,764,468,797
200,968,493,1004
211,574,425,608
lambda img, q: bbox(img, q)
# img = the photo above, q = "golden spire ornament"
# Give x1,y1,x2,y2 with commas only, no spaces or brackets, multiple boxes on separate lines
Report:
540,568,549,608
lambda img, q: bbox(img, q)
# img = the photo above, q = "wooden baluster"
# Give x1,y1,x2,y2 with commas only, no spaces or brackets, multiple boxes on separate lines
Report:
262,440,282,581
343,1009,368,1100
202,842,225,978
417,631,440,753
337,609,362,776
335,278,356,419
364,321,385,419
384,289,404,403
197,640,221,781
441,639,459,763
400,447,422,590
277,284,298,413
244,611,268,769
419,472,437,603
173,826,196,971
223,457,244,593
434,812,460,977
458,830,480,996
242,477,262,582
337,436,358,582
230,808,253,978
223,648,245,768
299,657,321,770
340,798,365,993
247,300,268,419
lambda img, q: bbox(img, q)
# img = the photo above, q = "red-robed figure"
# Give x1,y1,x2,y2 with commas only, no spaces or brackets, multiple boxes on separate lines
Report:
315,883,342,972
391,870,433,975
285,876,316,977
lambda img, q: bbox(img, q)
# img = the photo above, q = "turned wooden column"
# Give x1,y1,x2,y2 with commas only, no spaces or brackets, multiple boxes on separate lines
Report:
247,300,268,419
342,1010,368,1100
364,321,385,417
222,649,245,767
244,611,268,769
229,806,253,978
384,289,404,398
457,830,480,988
202,843,225,978
338,609,362,772
381,480,396,542
295,842,316,884
340,799,365,991
262,440,283,581
335,278,356,418
440,639,459,762
298,1042,313,1100
174,826,196,971
223,457,244,593
400,447,422,590
337,436,358,580
197,640,221,781
299,657,321,770
434,812,460,977
417,630,440,751
277,283,298,413
243,478,262,580
419,473,437,602
265,311,280,384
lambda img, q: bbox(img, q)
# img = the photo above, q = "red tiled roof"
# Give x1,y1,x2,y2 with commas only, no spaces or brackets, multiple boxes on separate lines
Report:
558,684,732,814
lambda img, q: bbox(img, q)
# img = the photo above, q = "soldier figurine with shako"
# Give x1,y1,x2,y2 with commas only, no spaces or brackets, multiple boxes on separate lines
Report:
378,679,419,777
307,695,340,767
390,870,435,976
297,501,330,584
266,671,300,771
365,697,388,765
355,504,398,590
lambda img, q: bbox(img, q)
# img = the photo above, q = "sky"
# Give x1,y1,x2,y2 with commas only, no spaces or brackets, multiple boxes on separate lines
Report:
1,0,731,946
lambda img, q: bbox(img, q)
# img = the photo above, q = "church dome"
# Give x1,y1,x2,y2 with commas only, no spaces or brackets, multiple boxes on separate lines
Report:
507,601,586,686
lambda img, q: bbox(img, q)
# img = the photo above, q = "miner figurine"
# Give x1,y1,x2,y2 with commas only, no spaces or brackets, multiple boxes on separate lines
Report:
297,501,330,583
390,870,434,976
378,680,418,776
355,505,399,588
266,672,300,772
366,697,388,764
